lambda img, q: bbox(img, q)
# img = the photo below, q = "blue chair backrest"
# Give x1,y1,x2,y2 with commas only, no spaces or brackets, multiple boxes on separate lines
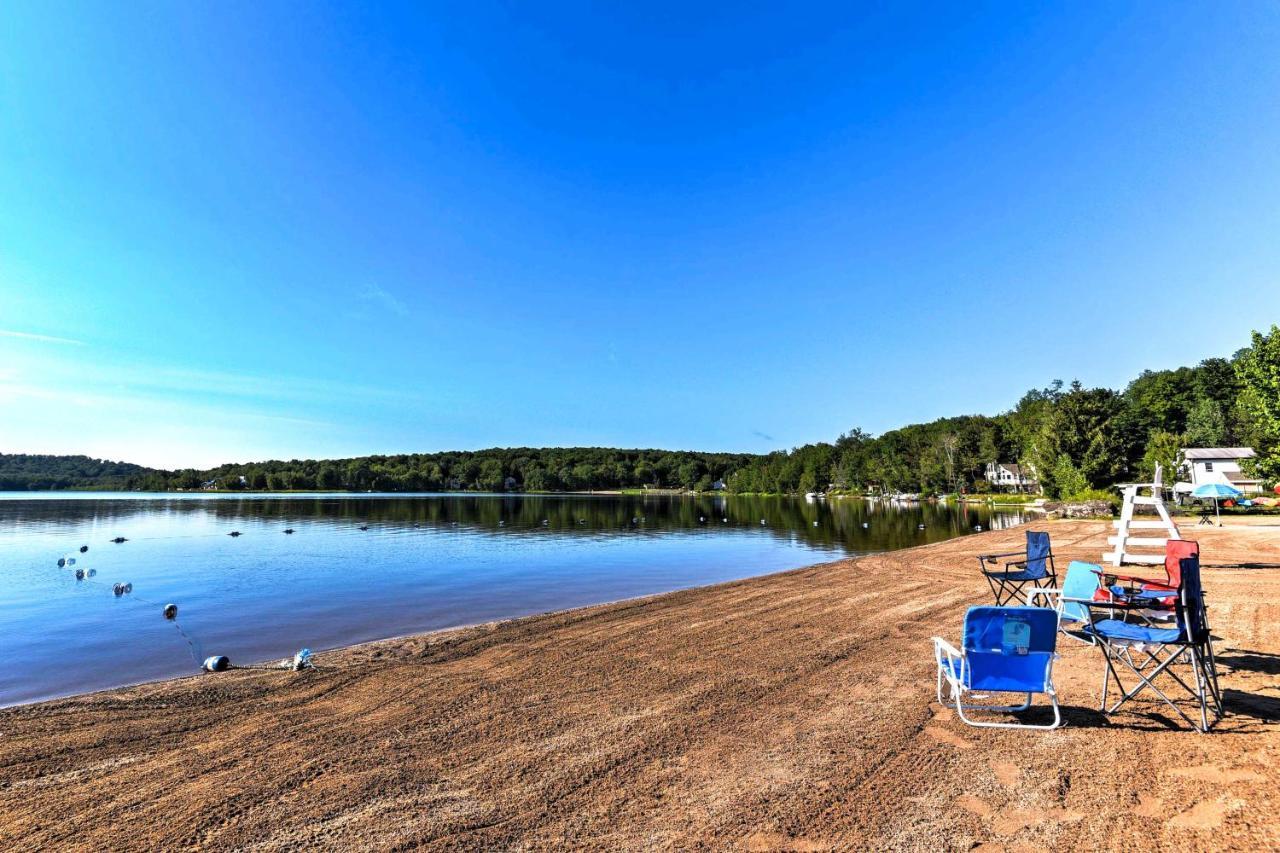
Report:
1024,530,1052,580
962,606,1057,693
1179,552,1210,643
1061,561,1101,624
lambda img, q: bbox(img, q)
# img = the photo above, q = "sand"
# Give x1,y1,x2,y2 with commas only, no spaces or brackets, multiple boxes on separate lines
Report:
2,519,1278,850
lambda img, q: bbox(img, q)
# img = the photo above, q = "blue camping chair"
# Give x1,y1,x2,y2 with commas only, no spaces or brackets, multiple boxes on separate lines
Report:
932,606,1062,730
1078,551,1223,732
1025,560,1104,645
977,530,1057,605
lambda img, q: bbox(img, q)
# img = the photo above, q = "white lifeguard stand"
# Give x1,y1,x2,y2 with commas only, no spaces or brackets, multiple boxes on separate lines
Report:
1105,463,1180,566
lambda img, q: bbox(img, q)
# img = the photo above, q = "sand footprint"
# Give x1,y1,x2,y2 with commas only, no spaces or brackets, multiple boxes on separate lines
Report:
1169,797,1243,830
1167,766,1261,784
955,794,993,817
923,725,974,750
991,760,1019,787
1132,793,1163,817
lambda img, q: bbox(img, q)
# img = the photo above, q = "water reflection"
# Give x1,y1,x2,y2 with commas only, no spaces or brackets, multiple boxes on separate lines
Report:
0,493,1024,706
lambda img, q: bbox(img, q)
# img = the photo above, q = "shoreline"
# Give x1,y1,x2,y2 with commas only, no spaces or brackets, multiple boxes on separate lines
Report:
4,520,1279,849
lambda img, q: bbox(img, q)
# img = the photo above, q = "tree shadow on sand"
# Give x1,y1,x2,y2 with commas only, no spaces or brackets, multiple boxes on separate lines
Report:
1221,688,1280,725
1053,696,1278,734
1216,649,1280,675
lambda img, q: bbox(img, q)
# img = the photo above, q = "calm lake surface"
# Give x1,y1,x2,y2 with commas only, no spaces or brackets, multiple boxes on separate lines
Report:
0,493,1027,705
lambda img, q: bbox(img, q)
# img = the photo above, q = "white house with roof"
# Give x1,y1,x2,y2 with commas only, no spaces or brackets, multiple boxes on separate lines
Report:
1175,447,1261,496
984,462,1038,493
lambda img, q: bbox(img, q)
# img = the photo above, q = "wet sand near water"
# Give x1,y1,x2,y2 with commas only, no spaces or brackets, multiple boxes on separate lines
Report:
2,519,1279,850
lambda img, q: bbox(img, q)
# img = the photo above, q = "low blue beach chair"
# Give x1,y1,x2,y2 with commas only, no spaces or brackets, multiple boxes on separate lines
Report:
1025,560,1103,644
977,530,1056,606
1079,550,1223,732
932,606,1062,730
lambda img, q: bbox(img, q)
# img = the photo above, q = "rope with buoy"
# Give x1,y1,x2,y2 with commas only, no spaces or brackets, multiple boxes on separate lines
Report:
46,547,316,678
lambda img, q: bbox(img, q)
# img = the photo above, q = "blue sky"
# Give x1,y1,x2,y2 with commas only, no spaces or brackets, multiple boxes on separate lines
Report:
2,3,1279,468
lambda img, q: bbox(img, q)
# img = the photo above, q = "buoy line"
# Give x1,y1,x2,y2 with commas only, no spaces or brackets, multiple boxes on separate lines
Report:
45,551,316,677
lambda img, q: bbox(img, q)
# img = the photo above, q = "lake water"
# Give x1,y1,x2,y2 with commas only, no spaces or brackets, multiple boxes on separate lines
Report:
0,493,1026,706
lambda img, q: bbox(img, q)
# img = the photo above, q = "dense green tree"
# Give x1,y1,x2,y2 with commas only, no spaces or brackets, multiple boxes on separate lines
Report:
1141,429,1184,482
1184,398,1226,448
1235,325,1280,483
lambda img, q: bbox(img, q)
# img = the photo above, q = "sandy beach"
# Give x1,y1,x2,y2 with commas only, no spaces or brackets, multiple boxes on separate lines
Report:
2,519,1279,850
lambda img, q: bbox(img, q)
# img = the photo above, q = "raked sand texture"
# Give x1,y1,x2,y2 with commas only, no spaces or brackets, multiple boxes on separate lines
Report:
2,520,1279,850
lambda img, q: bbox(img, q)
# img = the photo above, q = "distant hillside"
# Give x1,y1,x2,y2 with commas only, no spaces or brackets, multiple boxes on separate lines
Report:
0,454,159,491
0,448,756,493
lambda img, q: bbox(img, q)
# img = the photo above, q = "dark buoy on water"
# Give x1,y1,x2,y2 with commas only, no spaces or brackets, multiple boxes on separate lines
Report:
228,530,241,537
358,525,369,531
202,655,230,673
112,537,127,544
283,528,295,534
79,545,89,553
163,603,178,620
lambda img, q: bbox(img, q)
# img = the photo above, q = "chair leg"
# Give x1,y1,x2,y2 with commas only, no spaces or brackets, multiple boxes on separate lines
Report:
1191,647,1210,733
1102,644,1199,729
954,691,1060,730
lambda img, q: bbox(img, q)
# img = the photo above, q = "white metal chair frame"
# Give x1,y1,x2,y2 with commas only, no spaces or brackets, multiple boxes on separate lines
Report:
1025,587,1099,646
931,636,1062,730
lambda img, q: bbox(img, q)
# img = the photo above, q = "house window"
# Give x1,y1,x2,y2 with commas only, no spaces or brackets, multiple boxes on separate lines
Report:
1204,462,1214,472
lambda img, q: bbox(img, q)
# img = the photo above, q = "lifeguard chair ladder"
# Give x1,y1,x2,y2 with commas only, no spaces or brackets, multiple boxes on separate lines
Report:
1104,463,1180,566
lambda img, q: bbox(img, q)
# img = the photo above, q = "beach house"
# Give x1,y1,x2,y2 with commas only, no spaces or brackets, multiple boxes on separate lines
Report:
1175,447,1261,496
984,462,1038,493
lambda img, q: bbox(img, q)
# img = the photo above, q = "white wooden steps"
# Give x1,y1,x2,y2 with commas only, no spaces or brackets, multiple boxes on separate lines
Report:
1105,463,1180,568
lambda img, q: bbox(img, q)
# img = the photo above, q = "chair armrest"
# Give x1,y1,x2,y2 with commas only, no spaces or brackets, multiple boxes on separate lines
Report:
978,550,1027,563
933,636,962,660
1072,597,1147,612
1092,568,1165,586
932,637,965,687
1026,587,1063,609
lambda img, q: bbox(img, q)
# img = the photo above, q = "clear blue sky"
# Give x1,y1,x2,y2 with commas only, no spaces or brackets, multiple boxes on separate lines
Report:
2,3,1279,468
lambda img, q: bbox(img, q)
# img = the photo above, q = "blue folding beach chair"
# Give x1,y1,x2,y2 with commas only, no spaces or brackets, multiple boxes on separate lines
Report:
977,530,1056,605
1025,560,1103,645
932,606,1061,730
1078,550,1222,732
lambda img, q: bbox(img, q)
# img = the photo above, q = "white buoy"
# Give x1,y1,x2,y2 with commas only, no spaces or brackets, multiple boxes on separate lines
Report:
202,655,230,672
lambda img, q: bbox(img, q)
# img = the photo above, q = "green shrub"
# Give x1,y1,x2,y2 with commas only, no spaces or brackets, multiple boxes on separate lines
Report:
1064,487,1120,510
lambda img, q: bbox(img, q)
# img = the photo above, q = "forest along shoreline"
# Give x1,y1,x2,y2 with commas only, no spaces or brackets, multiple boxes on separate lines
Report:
3,519,1279,849
3,324,1279,498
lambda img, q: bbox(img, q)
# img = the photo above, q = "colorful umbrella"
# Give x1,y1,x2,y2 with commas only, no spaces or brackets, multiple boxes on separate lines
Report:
1192,482,1243,525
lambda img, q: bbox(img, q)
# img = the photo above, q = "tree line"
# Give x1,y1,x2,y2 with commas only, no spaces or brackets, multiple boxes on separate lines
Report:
728,325,1280,498
4,326,1278,498
0,448,754,493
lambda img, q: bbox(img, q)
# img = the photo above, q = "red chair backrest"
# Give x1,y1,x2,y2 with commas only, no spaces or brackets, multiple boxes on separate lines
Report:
1165,539,1199,588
